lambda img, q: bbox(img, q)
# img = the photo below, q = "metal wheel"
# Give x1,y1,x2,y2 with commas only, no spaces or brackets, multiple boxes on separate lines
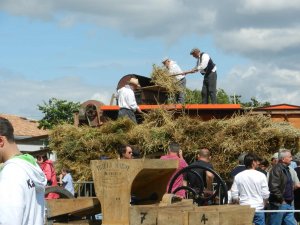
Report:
167,164,228,205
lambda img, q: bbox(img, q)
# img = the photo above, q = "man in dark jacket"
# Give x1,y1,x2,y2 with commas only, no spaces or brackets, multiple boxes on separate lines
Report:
268,149,299,225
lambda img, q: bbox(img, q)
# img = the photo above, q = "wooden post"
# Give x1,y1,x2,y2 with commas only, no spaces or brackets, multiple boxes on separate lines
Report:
90,159,178,225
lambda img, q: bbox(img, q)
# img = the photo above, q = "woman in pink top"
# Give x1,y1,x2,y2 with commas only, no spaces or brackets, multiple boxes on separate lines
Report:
37,155,59,199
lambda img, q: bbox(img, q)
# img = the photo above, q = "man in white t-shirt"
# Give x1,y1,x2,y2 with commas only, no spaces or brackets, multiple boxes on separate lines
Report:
231,153,269,225
0,117,47,225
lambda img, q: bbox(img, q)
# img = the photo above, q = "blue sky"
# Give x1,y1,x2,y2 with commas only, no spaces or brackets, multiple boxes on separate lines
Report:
0,1,299,119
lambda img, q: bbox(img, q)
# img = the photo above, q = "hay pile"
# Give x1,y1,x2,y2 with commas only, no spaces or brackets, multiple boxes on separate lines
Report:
150,64,184,102
50,110,300,181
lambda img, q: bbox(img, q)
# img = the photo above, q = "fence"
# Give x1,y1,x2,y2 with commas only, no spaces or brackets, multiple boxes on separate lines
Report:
73,181,96,197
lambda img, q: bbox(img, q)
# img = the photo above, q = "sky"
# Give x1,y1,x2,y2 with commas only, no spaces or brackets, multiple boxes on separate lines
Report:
0,0,300,120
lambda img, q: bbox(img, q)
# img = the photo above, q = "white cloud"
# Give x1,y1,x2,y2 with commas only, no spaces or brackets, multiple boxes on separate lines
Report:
0,72,113,119
221,64,300,105
216,28,300,54
240,0,300,13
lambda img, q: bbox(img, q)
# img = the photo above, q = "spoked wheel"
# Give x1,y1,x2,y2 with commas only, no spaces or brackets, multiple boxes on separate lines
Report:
167,165,228,206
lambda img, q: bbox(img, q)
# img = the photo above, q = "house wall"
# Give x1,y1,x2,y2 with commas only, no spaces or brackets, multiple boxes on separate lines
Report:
271,114,300,129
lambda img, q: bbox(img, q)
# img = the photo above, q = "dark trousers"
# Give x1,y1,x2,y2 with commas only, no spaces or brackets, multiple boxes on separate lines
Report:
202,71,217,104
118,108,137,123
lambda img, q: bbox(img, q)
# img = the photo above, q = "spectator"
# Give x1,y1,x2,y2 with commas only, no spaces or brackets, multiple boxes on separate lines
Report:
257,158,268,177
268,149,300,225
59,167,74,196
185,148,214,191
0,117,47,225
118,145,133,159
230,152,247,178
293,154,300,222
37,154,59,199
160,142,188,198
231,153,269,225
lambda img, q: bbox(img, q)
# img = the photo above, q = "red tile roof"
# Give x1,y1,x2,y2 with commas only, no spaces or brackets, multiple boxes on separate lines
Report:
0,114,48,137
255,104,300,111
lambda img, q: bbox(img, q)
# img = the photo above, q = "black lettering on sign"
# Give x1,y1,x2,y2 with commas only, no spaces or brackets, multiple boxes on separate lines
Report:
140,212,147,224
201,214,208,224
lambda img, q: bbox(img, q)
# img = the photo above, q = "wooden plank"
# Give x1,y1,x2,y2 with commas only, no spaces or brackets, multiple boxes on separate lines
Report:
46,197,100,218
53,221,100,225
157,210,188,225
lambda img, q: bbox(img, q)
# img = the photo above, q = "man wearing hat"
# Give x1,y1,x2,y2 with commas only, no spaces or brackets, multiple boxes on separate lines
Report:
189,48,217,104
117,77,142,123
162,58,186,103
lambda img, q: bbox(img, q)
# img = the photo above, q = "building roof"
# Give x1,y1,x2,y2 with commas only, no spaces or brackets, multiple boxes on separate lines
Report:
254,104,300,111
0,114,48,137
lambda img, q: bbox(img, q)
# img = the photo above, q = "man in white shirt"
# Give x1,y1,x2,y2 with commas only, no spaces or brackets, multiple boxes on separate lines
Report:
231,153,270,225
0,117,47,225
117,77,142,123
162,58,186,104
189,48,217,104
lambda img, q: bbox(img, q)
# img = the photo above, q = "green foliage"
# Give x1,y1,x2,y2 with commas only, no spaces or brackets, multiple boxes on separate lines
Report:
185,88,202,103
242,97,271,108
38,98,80,129
217,89,230,104
185,88,230,104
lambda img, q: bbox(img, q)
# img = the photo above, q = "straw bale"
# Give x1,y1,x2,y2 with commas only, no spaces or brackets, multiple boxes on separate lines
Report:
150,64,184,102
50,110,300,181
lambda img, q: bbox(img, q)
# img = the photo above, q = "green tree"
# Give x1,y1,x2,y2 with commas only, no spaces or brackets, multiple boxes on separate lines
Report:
38,98,80,129
217,89,230,104
185,88,231,104
185,88,202,103
242,97,271,108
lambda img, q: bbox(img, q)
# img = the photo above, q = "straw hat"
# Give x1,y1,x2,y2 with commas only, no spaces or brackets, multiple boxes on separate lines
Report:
128,77,141,87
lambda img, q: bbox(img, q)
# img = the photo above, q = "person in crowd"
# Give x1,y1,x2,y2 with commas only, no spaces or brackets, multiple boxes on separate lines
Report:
185,148,214,191
160,141,188,198
188,48,217,104
0,117,47,225
230,152,247,178
59,167,75,196
231,153,269,225
267,152,279,173
258,158,269,175
118,145,134,159
293,155,300,222
268,149,300,225
117,77,142,123
162,58,187,104
37,154,60,199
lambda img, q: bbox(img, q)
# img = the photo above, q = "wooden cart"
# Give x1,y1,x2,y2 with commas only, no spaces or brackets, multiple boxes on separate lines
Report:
46,159,255,225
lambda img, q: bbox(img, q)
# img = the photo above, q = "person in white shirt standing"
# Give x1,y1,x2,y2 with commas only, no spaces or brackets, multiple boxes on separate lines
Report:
117,77,142,123
162,58,186,104
0,117,47,225
231,153,270,225
189,48,217,104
